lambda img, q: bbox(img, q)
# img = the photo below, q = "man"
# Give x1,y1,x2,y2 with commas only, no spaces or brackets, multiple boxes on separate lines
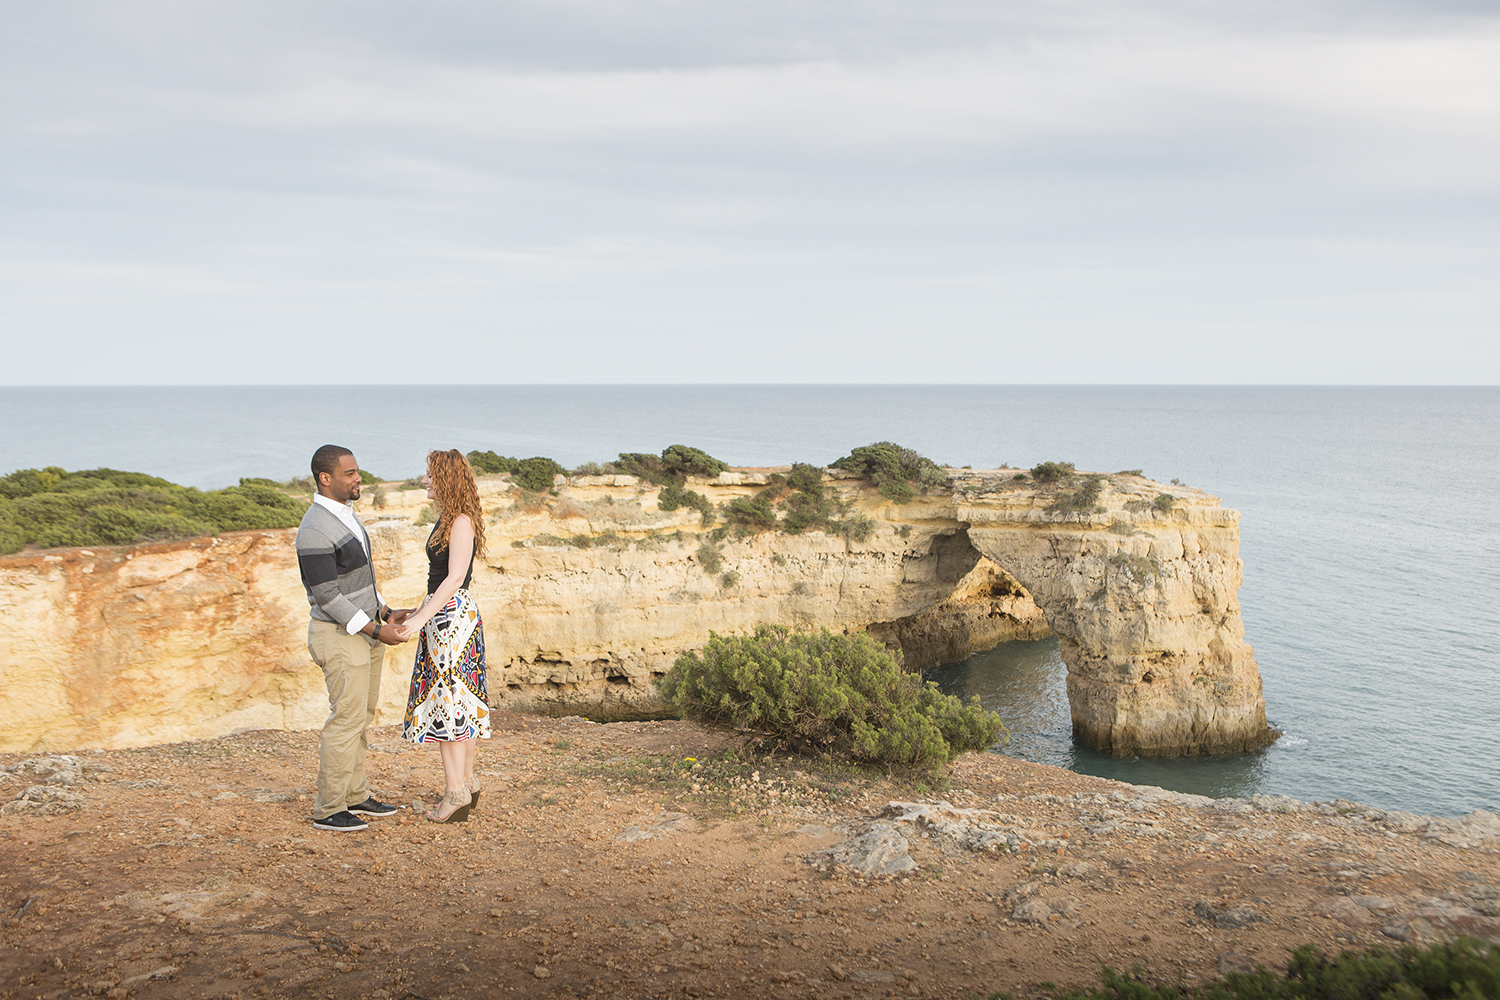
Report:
297,444,404,832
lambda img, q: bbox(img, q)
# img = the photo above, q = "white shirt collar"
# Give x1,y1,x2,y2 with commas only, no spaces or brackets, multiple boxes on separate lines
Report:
312,492,356,518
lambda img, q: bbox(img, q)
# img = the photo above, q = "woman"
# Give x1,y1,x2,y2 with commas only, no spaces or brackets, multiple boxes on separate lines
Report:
390,449,490,822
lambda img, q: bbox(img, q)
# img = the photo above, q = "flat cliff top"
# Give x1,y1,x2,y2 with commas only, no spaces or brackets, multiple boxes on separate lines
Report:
4,715,1498,999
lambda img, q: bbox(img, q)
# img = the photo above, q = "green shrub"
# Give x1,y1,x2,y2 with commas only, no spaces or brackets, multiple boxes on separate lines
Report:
1030,461,1076,483
659,626,1006,771
415,505,436,526
879,480,916,504
993,938,1500,1000
515,457,565,492
829,442,946,504
615,452,665,483
727,490,781,529
466,450,521,476
572,461,605,476
659,484,716,525
358,469,380,485
837,513,875,542
720,570,740,588
661,444,729,479
1117,469,1144,477
696,541,724,575
617,445,730,485
1046,475,1105,519
1152,493,1176,513
0,467,307,553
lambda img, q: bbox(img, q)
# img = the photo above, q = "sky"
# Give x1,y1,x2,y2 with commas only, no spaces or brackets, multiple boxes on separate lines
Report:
2,0,1498,385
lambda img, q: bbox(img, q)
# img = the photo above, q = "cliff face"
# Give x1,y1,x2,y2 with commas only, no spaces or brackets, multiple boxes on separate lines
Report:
0,470,1274,758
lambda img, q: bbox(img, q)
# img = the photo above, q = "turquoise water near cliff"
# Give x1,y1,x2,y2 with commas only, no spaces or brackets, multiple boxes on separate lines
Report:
3,385,1497,816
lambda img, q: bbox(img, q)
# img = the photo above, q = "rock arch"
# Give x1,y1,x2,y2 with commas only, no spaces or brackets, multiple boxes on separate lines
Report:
957,506,1278,757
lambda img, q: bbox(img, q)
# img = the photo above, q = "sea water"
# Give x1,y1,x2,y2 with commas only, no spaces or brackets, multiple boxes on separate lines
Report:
3,385,1497,817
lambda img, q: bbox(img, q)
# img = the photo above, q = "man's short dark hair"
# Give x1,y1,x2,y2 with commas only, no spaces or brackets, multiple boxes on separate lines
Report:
311,444,354,484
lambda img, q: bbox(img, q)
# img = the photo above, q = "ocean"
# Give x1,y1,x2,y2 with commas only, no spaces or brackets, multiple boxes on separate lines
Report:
3,384,1497,817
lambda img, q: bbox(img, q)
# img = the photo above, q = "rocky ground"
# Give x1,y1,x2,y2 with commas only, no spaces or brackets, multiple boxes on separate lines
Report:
3,712,1499,1000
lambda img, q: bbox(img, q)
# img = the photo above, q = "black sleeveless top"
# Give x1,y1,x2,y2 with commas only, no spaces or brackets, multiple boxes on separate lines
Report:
425,522,473,595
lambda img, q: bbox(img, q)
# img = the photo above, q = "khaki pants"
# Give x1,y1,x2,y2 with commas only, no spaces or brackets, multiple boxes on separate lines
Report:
308,619,385,820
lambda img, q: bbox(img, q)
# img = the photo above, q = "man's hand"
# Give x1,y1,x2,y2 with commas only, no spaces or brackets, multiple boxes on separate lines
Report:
388,608,414,625
370,623,406,645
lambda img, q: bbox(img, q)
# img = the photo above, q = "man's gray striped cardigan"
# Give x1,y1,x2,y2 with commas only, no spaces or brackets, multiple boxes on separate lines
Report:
295,502,380,631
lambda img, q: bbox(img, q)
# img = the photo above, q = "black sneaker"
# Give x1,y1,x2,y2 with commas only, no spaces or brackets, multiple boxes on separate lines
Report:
312,810,369,832
347,797,399,818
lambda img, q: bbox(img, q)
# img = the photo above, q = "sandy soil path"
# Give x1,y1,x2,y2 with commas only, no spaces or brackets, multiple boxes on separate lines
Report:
3,712,1498,1000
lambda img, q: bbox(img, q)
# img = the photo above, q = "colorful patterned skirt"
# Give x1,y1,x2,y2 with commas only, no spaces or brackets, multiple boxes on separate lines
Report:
401,589,491,743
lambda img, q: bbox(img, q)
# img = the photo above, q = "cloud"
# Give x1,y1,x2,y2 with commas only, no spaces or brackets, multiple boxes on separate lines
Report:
1,0,1498,383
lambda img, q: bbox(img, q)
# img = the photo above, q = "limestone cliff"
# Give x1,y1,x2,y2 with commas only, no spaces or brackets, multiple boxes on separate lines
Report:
0,469,1275,758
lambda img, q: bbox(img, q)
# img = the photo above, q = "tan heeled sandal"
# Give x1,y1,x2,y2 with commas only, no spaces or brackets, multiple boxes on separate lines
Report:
425,786,472,824
466,774,483,812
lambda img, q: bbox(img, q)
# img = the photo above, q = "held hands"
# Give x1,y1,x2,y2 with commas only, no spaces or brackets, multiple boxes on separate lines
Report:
373,623,406,646
391,614,429,643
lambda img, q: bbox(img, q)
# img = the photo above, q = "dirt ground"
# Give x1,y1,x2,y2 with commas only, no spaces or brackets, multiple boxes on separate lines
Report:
3,712,1499,1000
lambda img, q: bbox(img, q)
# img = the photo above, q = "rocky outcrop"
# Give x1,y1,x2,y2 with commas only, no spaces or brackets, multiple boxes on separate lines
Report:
950,471,1276,756
0,468,1275,758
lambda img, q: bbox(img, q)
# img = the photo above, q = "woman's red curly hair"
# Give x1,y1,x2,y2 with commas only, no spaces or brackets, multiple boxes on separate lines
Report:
426,449,486,558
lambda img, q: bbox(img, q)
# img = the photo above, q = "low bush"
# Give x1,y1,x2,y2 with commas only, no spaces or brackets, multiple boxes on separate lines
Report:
994,937,1500,1000
696,541,724,575
515,457,565,493
1152,493,1176,513
466,450,521,476
1030,460,1076,483
617,444,730,485
661,444,729,479
0,467,306,554
660,484,716,526
830,442,946,504
1046,475,1105,519
659,626,1006,772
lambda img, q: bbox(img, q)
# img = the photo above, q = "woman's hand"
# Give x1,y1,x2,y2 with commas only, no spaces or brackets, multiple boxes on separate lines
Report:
392,616,427,642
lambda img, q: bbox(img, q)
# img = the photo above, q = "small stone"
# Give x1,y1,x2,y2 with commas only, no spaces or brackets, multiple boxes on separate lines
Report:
456,962,470,973
828,963,849,982
213,791,239,801
1217,952,1256,976
1215,906,1261,929
488,908,504,918
533,966,551,979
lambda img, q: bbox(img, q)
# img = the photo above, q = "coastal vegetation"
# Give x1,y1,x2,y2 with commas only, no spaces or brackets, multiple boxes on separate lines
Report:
466,451,566,493
1010,937,1500,1000
725,462,874,540
1046,473,1106,519
659,625,1006,772
1030,460,1076,483
830,441,947,503
0,466,304,555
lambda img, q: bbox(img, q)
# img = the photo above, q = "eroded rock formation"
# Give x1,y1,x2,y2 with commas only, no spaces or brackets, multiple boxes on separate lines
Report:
0,468,1276,757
